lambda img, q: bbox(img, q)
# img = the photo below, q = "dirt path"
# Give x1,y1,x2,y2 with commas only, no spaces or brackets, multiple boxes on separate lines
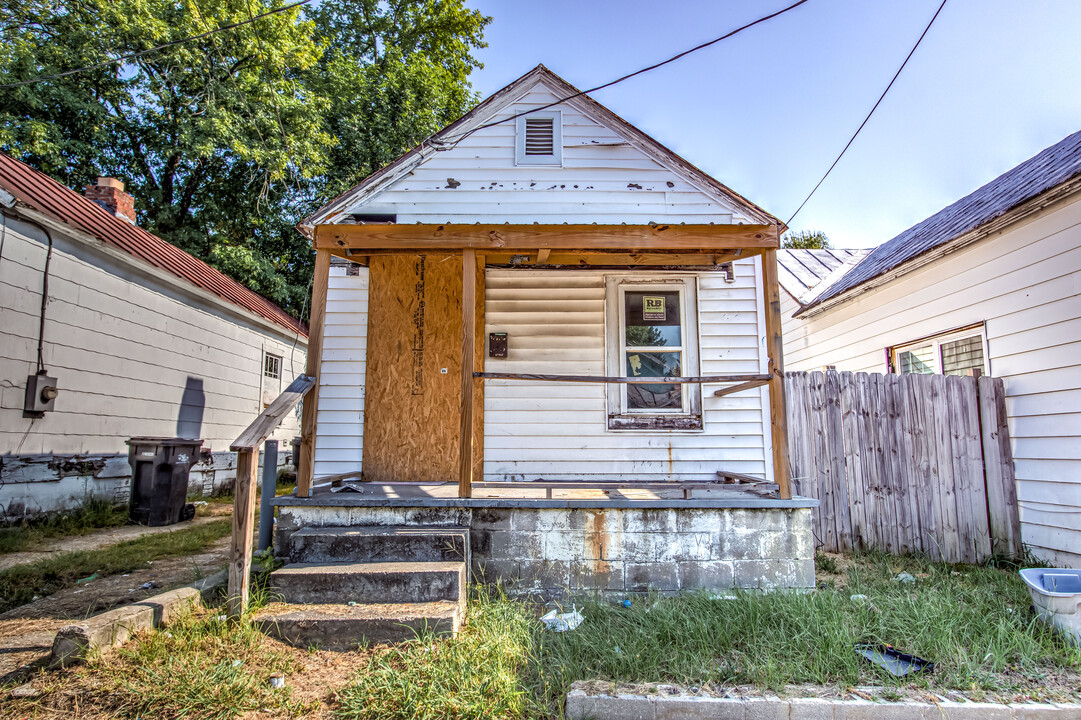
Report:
0,504,231,572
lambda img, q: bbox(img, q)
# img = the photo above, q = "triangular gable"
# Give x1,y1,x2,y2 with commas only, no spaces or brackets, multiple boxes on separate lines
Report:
300,65,777,233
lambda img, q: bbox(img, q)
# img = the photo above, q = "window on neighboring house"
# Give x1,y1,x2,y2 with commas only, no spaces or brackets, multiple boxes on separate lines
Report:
515,111,562,166
262,352,282,406
605,277,701,430
891,327,987,377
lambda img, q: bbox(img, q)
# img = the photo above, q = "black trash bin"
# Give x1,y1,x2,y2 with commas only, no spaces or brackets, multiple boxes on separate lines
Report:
125,437,202,526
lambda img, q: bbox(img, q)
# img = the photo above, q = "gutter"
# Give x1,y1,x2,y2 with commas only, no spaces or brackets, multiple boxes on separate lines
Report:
794,176,1081,319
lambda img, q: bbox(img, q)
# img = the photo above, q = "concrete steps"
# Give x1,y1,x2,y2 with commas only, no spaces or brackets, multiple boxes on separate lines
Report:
270,561,466,605
261,526,470,649
287,526,469,565
255,601,462,650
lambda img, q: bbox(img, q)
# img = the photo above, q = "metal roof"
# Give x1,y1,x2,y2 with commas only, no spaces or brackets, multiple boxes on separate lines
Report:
777,248,870,300
0,152,306,337
804,129,1081,311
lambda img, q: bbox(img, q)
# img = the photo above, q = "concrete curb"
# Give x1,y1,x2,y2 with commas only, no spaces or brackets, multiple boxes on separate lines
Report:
565,686,1081,719
50,568,228,666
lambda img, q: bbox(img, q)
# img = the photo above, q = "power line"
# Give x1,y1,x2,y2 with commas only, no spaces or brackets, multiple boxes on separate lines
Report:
0,0,312,89
431,0,812,150
785,0,949,227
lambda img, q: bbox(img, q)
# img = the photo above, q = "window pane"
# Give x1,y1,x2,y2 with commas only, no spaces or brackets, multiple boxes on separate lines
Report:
624,291,680,347
626,351,682,409
941,336,984,376
897,345,934,374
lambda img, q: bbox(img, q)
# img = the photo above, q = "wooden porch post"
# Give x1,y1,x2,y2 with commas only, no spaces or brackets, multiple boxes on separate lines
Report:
458,249,476,498
227,448,258,617
298,249,331,498
762,248,792,499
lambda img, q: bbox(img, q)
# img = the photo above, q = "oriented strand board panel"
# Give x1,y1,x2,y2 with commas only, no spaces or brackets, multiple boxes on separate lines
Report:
363,254,468,483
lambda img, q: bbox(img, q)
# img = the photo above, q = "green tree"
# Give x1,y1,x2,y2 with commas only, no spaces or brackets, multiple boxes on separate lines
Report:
0,0,490,318
782,230,832,249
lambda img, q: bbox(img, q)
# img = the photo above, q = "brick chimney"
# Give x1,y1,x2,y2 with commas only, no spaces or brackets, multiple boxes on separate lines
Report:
84,177,136,223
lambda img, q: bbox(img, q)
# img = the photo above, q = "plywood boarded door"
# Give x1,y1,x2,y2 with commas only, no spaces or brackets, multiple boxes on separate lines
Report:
363,254,483,483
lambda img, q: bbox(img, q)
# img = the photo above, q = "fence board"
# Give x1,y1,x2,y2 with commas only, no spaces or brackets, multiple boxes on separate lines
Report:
787,370,1020,564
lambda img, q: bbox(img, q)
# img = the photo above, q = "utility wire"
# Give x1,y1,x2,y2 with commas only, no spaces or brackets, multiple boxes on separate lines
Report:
0,0,312,89
785,0,949,227
431,0,812,150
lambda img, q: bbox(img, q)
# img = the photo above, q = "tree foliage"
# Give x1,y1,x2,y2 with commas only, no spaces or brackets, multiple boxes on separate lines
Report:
0,0,490,318
781,230,832,250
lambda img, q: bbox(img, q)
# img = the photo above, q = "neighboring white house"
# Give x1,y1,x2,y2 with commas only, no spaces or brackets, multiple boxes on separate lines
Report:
0,152,308,518
299,64,788,487
778,130,1081,567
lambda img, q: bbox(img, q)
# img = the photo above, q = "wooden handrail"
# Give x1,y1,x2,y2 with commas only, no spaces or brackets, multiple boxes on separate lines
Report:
227,374,317,618
231,374,317,451
474,372,771,384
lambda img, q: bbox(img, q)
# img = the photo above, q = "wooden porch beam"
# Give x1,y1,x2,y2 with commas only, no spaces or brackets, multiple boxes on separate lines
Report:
298,249,331,498
458,248,476,498
316,223,778,252
761,249,792,500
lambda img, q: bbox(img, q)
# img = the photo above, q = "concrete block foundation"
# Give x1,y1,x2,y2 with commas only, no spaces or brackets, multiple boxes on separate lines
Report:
274,492,817,598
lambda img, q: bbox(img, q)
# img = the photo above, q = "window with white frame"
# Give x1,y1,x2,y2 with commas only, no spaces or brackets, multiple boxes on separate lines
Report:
515,110,562,166
261,352,283,406
891,327,987,377
605,276,701,430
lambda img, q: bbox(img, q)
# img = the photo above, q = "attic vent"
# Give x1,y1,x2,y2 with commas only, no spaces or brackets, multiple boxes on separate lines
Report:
515,110,562,166
524,118,554,155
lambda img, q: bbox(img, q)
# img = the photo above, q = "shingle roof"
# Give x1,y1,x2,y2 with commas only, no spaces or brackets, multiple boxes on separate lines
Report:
777,248,870,300
803,129,1081,311
0,152,306,337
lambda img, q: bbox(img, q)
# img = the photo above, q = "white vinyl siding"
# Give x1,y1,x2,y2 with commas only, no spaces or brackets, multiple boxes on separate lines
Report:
782,191,1081,566
312,265,369,479
0,216,305,456
347,83,751,225
482,260,768,482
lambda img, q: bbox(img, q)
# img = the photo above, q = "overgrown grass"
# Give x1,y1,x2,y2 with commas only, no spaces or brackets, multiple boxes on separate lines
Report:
336,554,1081,720
5,607,311,720
336,586,544,720
542,553,1081,698
0,518,232,613
0,497,128,554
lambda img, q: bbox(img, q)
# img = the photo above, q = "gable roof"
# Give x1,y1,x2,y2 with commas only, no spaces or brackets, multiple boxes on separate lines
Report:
0,152,306,337
301,64,780,232
777,248,871,302
802,129,1081,313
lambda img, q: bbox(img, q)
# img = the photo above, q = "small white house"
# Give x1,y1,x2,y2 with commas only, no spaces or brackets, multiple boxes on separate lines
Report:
0,152,308,518
779,130,1081,567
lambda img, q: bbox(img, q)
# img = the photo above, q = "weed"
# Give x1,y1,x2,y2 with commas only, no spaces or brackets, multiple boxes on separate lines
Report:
816,552,840,574
0,519,231,613
0,497,128,554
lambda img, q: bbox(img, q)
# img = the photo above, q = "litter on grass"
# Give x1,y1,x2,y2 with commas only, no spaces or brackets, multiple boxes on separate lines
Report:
855,643,935,676
541,607,584,632
76,573,98,585
893,572,916,584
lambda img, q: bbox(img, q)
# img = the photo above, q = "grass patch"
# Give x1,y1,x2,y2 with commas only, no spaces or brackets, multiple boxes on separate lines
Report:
6,607,312,719
0,497,128,555
338,554,1081,720
337,586,544,720
542,553,1081,699
0,518,231,613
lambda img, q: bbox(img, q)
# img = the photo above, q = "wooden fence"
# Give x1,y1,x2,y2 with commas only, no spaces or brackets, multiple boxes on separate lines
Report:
786,371,1022,563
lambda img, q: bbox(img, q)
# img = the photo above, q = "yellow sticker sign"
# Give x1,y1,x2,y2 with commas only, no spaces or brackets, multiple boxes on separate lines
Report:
643,295,666,321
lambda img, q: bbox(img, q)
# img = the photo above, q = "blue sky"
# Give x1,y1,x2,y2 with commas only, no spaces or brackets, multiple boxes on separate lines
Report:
466,0,1081,248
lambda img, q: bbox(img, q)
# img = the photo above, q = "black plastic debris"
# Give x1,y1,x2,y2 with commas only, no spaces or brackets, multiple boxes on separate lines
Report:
855,643,935,676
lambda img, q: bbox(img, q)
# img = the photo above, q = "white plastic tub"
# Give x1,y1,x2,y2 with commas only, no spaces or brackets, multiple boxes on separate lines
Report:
1020,568,1081,645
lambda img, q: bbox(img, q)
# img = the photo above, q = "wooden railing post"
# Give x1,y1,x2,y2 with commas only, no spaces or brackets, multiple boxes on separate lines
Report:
226,374,316,617
228,448,258,617
761,248,792,499
298,250,331,498
458,248,476,498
